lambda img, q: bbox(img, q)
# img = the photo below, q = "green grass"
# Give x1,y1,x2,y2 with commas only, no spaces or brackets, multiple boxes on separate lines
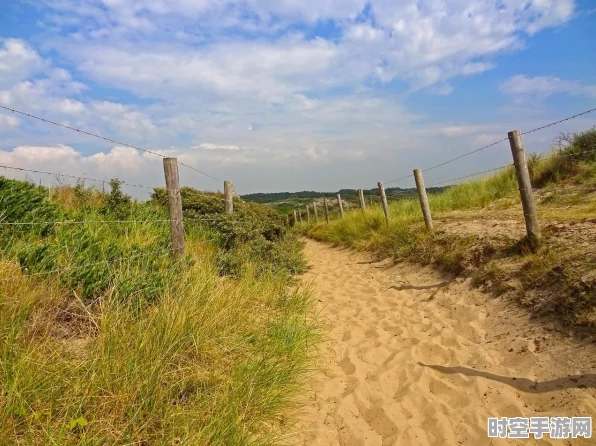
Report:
303,164,519,246
0,179,318,444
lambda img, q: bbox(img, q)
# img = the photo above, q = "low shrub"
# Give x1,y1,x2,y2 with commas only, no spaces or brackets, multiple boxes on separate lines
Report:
152,186,306,278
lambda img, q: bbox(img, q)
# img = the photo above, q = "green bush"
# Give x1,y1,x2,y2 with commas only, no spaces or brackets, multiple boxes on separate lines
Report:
101,179,133,220
533,127,596,187
152,186,306,278
1,177,177,304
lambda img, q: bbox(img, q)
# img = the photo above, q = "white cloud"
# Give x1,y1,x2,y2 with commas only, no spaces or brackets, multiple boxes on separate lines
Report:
440,125,491,136
500,75,596,100
65,36,338,102
345,23,384,42
5,144,80,163
0,39,44,89
0,114,19,129
85,146,150,174
304,144,328,161
44,0,576,98
197,143,240,150
461,62,494,76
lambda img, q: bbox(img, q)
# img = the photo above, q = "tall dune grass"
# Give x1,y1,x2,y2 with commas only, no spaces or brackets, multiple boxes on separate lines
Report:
1,178,318,444
304,128,596,262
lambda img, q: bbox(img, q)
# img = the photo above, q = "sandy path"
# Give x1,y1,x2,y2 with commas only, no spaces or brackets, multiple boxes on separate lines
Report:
299,239,596,445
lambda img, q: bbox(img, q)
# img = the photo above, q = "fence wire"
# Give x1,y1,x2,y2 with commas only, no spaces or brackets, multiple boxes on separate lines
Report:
1,217,224,226
0,219,172,226
427,164,514,188
521,107,596,136
0,163,176,192
0,105,223,182
383,106,596,187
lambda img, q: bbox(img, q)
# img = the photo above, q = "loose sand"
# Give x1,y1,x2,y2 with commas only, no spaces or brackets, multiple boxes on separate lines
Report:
299,239,596,445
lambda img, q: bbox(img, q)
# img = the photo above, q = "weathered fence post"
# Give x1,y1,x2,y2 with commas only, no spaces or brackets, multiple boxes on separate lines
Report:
337,193,344,218
413,169,433,231
306,205,310,222
377,181,390,225
224,180,234,215
293,209,297,225
313,202,319,222
163,158,185,259
508,130,541,243
358,189,366,211
299,210,303,223
323,197,330,224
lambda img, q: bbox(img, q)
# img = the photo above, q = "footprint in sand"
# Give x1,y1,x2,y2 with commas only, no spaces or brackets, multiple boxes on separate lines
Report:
338,355,356,375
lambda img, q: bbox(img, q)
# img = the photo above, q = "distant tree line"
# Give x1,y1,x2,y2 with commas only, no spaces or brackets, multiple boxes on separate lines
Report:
241,186,448,204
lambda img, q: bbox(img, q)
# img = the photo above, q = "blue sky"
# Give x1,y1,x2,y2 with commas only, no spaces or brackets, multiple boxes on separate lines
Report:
0,0,595,196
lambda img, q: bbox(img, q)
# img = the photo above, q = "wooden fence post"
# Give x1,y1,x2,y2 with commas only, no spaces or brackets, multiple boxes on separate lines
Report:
163,158,185,258
377,181,390,225
337,193,344,218
224,181,234,214
508,130,541,243
306,205,310,222
358,189,366,211
293,209,297,225
299,210,303,223
313,202,319,222
413,169,433,231
323,197,330,224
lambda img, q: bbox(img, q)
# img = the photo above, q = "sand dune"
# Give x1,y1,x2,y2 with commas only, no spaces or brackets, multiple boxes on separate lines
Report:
299,239,596,445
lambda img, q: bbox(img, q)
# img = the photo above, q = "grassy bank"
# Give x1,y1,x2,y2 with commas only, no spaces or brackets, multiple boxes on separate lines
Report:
1,179,317,444
303,128,596,330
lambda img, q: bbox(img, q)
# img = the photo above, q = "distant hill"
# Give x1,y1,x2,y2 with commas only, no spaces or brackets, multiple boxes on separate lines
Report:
241,186,449,213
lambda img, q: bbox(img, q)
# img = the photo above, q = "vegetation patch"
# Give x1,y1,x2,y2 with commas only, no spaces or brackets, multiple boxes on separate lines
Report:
0,178,318,444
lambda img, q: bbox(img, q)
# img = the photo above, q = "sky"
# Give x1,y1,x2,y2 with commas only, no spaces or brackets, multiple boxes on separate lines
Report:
0,0,595,197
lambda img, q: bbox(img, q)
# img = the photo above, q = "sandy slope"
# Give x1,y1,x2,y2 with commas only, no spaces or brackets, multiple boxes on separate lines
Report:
298,239,596,445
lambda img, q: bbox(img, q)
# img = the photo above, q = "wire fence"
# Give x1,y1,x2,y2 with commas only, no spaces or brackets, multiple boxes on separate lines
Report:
426,164,514,188
0,163,176,191
0,217,223,226
298,107,596,239
0,104,236,287
382,107,596,189
1,104,595,286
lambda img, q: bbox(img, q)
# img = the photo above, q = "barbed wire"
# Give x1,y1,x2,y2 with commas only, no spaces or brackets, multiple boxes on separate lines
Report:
427,164,514,188
521,107,596,136
383,139,509,186
1,219,171,226
0,163,176,191
424,138,510,174
385,173,413,185
0,105,223,182
1,249,170,282
383,107,596,187
535,145,596,162
0,217,230,226
425,143,596,188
